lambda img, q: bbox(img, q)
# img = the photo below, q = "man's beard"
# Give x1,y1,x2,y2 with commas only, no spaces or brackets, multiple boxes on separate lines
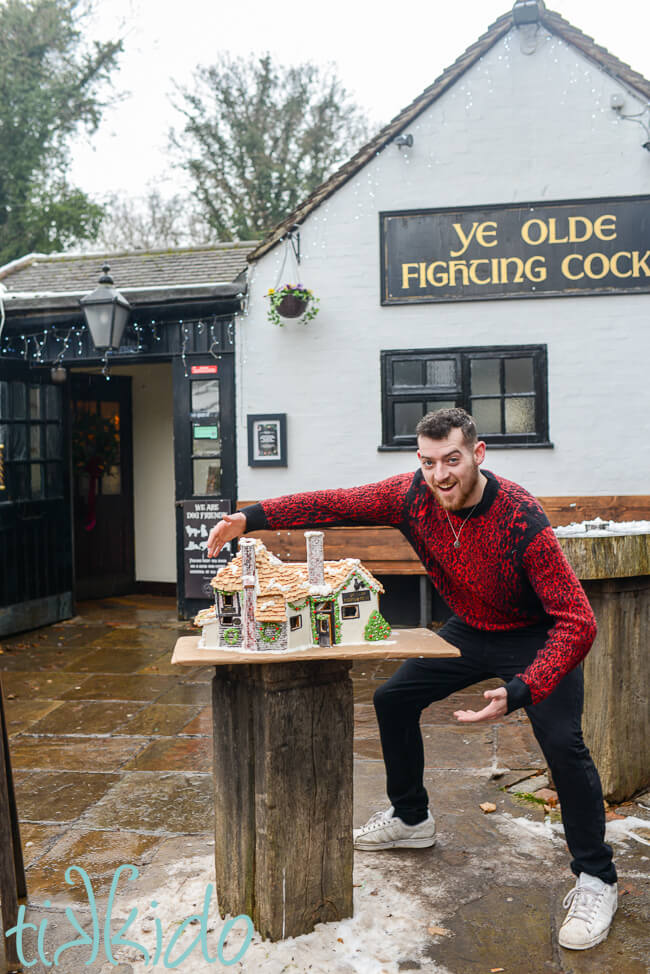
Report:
429,463,480,512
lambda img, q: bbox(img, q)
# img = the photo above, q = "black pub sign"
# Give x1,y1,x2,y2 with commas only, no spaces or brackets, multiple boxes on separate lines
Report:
182,499,233,600
381,195,650,304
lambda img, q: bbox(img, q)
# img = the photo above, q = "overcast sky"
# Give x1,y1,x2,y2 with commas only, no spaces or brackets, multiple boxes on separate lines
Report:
69,0,650,202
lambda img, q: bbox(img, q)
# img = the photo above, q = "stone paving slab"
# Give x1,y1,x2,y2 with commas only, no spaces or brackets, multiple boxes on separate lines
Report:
178,705,213,736
115,702,204,736
9,736,148,772
3,698,63,735
122,737,213,773
24,829,163,904
26,699,142,735
77,771,213,833
61,646,168,673
152,681,212,706
59,673,179,701
2,670,93,698
15,770,124,822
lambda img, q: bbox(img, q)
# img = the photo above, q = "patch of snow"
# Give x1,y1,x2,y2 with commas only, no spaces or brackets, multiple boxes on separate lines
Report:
110,855,452,974
554,519,650,537
310,584,333,596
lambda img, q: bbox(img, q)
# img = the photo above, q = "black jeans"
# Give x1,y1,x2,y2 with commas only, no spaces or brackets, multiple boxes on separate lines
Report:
373,616,616,884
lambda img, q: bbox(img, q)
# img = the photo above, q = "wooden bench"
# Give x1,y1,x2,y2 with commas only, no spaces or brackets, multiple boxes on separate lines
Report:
241,495,650,625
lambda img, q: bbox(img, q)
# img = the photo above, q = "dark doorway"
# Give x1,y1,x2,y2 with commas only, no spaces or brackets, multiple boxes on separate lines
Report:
70,373,135,599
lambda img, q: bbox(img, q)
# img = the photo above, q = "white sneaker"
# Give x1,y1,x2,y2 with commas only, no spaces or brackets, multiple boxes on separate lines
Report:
558,873,618,950
353,807,436,850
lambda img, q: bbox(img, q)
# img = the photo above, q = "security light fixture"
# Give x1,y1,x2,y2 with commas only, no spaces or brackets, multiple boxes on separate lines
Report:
395,134,414,149
512,0,544,25
80,265,131,351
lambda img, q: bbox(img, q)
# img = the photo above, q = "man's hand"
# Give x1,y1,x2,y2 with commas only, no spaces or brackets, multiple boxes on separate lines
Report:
454,686,508,723
207,512,247,558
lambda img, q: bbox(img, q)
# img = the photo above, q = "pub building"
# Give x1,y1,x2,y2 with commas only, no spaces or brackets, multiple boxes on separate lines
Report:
1,0,649,636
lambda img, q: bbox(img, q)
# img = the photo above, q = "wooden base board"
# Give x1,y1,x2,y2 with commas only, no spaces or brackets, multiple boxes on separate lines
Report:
172,628,460,666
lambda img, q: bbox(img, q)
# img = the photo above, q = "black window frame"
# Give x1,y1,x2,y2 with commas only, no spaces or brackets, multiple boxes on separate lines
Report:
0,375,66,503
380,345,551,449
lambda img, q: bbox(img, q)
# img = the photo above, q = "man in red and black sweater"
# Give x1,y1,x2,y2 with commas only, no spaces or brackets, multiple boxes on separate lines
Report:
207,407,617,951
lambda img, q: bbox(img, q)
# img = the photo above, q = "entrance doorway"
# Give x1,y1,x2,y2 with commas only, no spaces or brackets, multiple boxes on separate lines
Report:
315,601,336,647
70,373,135,599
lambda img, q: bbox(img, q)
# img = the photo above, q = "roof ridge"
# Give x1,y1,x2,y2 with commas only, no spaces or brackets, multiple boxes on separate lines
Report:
247,4,650,263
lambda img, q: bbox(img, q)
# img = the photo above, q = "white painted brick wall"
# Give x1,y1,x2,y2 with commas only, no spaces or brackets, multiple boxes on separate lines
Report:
236,28,650,501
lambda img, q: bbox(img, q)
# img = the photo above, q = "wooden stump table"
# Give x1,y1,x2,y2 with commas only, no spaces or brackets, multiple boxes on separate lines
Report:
559,532,650,802
172,629,459,941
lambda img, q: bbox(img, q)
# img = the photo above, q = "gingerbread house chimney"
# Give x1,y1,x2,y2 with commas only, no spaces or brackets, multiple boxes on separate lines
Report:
239,538,258,650
305,531,325,586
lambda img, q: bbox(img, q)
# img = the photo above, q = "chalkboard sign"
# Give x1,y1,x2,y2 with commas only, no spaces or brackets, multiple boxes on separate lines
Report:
182,499,234,600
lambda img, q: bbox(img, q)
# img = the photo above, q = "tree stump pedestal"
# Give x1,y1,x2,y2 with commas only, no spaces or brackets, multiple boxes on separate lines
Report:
559,532,650,802
172,629,459,941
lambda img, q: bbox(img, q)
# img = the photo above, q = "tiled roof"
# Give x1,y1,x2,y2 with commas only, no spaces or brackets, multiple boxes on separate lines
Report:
0,243,258,295
248,3,650,262
211,539,384,622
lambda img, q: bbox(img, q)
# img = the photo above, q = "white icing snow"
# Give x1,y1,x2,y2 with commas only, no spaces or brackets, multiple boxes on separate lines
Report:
554,518,650,537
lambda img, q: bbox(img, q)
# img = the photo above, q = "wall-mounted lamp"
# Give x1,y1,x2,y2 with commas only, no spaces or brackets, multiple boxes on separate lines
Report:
395,134,414,150
50,365,67,384
610,93,650,152
80,265,131,351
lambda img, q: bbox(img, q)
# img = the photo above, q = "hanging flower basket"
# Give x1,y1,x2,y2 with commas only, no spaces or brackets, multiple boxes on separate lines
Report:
267,284,320,327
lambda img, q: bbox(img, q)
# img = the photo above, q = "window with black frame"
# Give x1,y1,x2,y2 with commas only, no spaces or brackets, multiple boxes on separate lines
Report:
380,345,550,448
0,379,64,501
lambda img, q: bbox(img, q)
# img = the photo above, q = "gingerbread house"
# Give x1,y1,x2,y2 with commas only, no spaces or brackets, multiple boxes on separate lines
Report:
195,531,391,651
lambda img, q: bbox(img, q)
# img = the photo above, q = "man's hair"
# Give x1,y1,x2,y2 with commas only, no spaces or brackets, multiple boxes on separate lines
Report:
415,407,478,446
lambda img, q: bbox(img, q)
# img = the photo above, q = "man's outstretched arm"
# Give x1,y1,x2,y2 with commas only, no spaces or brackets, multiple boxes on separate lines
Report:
208,474,414,558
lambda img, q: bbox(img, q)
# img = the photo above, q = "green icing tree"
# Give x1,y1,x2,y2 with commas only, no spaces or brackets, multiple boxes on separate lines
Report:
0,0,122,263
364,609,391,642
170,54,370,241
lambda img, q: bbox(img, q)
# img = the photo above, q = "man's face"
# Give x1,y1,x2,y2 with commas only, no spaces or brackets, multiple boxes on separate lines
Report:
417,429,486,511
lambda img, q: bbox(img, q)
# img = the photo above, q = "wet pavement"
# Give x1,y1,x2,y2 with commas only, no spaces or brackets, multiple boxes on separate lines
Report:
1,595,648,973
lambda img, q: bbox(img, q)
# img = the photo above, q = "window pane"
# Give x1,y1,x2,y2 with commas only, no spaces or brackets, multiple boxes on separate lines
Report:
470,359,500,395
191,379,220,414
100,401,120,427
425,359,456,387
46,424,62,459
0,382,9,420
10,424,27,460
11,383,26,419
45,386,62,420
392,361,423,387
505,397,536,433
471,398,502,434
46,463,63,499
393,401,424,437
193,458,221,495
102,467,121,495
8,463,28,499
505,358,534,394
426,399,455,414
192,423,221,456
31,463,43,498
30,425,42,459
29,386,42,419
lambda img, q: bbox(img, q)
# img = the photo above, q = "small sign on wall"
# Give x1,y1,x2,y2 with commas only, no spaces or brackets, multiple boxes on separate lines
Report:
182,499,233,600
247,413,287,467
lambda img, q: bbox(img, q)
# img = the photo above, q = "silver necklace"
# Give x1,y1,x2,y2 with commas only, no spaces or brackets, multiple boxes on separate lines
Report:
445,503,479,548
